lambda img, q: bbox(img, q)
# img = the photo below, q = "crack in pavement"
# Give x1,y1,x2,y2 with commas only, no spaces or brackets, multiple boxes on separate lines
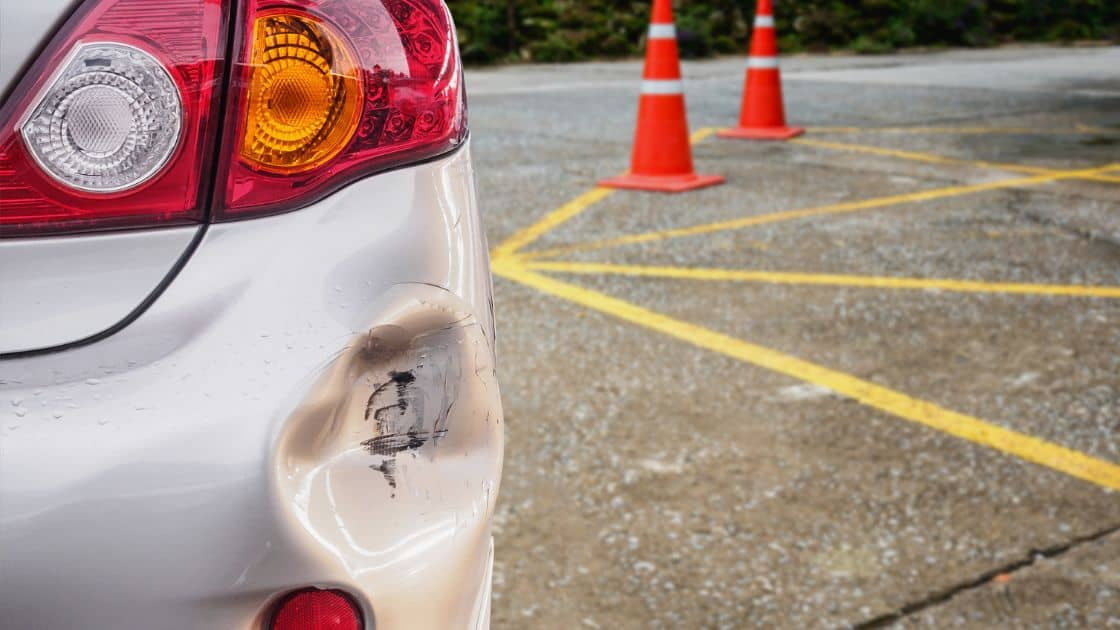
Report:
1005,190,1120,256
853,523,1120,629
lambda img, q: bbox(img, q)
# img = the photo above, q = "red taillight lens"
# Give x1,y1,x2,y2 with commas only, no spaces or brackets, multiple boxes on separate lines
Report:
271,589,362,630
215,0,467,218
1,0,466,236
0,0,229,237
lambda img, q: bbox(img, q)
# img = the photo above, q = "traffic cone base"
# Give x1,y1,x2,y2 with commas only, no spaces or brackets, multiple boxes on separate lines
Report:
599,172,725,193
601,0,724,193
719,125,804,141
723,0,800,142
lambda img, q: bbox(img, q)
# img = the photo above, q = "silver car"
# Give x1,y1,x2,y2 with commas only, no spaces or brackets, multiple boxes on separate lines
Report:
0,0,503,628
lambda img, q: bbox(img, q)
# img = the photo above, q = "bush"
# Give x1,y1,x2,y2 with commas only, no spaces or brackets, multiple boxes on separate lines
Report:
851,34,894,54
447,0,1120,64
528,31,583,61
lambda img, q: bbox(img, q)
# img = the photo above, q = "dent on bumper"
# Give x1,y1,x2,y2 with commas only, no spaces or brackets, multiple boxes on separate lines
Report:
276,284,503,629
0,144,503,629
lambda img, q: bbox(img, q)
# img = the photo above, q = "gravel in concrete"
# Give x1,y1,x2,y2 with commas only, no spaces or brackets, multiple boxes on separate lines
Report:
468,46,1120,628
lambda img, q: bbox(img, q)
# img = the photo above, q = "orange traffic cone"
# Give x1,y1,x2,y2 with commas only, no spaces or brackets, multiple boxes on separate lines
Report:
720,0,803,140
599,0,724,193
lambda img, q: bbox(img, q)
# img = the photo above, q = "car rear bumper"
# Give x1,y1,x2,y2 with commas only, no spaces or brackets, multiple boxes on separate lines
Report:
0,143,503,630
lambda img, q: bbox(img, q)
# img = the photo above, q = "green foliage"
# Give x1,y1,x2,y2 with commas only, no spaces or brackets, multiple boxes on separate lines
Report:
446,1,1120,64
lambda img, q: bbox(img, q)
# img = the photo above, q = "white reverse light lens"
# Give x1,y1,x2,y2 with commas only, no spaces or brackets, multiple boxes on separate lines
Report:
20,42,183,193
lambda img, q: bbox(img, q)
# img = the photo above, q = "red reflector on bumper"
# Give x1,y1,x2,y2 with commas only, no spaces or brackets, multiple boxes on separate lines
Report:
271,589,362,630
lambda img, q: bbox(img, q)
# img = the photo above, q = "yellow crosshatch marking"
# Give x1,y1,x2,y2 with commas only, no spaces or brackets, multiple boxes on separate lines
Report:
492,259,1120,492
519,160,1119,261
491,127,1120,492
492,186,614,259
490,131,722,260
518,261,1120,299
806,124,1120,136
792,137,1120,184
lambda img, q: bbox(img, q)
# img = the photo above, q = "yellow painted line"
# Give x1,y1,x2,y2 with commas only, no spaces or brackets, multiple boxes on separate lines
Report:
521,261,1120,299
807,125,1120,136
493,258,1120,491
520,164,1120,260
492,186,615,260
793,138,1120,184
690,126,718,143
1075,122,1118,135
491,127,719,259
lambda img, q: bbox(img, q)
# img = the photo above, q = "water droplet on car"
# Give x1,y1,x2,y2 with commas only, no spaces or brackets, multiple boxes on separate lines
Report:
85,378,101,385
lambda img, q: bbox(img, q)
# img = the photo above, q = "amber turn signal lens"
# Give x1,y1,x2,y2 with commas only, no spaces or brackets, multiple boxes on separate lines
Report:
240,13,362,174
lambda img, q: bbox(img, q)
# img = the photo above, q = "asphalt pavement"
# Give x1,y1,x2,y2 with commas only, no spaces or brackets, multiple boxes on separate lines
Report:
467,45,1120,629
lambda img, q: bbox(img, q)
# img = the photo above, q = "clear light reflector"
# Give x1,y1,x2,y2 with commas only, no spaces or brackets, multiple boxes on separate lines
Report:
19,42,183,193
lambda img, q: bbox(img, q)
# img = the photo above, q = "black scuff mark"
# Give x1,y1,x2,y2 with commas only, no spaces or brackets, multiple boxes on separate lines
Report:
363,369,432,496
370,459,399,497
362,428,449,457
358,321,478,496
365,370,416,433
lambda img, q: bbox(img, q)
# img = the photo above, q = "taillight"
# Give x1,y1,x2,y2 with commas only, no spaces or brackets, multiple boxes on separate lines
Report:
21,43,183,193
239,13,363,174
0,0,467,236
215,0,467,218
0,0,229,237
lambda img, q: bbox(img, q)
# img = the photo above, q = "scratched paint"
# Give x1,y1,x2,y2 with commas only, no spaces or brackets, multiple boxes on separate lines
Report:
274,284,504,582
